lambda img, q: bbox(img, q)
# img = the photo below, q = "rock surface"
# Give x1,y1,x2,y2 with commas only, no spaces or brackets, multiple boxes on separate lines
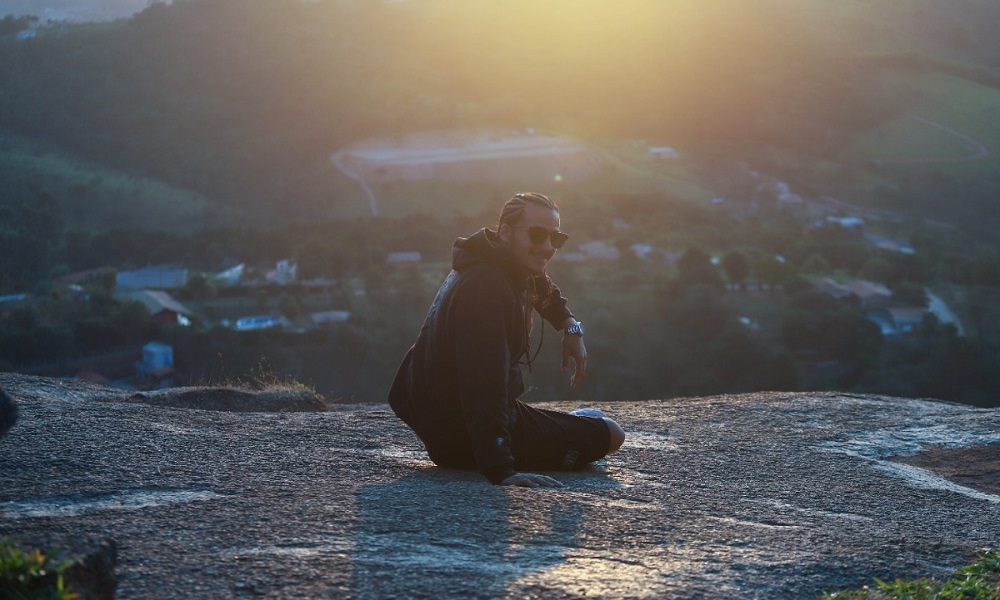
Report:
1,372,998,599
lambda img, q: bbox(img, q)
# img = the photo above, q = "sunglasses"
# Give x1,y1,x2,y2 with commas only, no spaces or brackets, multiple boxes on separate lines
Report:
520,225,569,249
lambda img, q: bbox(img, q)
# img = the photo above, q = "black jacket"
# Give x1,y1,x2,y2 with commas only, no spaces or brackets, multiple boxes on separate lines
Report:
388,227,573,483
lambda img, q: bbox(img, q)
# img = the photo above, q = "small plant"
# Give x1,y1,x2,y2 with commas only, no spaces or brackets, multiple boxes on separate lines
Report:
0,537,78,600
823,548,1000,599
235,358,311,392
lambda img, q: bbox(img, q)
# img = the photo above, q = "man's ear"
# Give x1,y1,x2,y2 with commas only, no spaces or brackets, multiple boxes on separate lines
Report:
498,223,513,243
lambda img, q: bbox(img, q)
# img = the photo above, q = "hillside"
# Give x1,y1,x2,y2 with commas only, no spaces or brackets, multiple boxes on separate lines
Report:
1,0,1000,228
4,1,1000,409
1,373,998,598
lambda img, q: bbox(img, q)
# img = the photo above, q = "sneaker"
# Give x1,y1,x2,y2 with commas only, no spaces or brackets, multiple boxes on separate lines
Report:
570,408,606,419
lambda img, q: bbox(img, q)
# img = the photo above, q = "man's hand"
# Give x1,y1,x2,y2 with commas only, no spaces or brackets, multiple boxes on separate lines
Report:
500,472,564,488
562,333,587,389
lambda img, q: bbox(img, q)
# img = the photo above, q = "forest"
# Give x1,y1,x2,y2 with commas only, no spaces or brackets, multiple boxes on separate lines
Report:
2,0,1000,406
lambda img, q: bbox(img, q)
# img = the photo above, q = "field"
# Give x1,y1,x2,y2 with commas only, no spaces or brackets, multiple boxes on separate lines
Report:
853,72,1000,171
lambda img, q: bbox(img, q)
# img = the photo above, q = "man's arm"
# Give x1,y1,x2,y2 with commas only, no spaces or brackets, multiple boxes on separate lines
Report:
531,276,587,388
559,317,587,389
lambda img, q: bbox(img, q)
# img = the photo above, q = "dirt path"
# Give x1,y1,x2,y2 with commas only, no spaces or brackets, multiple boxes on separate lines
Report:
330,150,380,217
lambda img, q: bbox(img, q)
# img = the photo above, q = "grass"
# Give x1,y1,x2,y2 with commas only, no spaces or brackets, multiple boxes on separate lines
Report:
823,548,1000,599
197,357,313,394
0,537,78,600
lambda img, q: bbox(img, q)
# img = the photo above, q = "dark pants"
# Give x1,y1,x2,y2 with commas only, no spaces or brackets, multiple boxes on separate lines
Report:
422,400,611,472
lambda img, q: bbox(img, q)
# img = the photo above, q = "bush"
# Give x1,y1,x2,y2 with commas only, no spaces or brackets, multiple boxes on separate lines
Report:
0,537,77,600
823,548,1000,599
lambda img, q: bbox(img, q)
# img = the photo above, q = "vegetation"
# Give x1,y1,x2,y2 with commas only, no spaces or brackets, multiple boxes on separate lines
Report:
0,537,77,600
823,548,1000,599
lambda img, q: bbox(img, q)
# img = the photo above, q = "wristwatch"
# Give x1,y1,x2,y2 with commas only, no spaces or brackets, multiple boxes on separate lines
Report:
564,322,584,336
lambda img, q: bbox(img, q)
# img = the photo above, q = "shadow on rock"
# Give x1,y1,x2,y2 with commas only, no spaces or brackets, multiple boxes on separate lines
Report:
350,467,619,597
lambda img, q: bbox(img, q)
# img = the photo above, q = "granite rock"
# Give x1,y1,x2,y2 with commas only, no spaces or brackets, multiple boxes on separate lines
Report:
1,373,998,599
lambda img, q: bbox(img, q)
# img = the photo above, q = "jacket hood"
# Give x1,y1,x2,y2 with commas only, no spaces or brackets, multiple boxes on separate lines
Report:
452,228,533,281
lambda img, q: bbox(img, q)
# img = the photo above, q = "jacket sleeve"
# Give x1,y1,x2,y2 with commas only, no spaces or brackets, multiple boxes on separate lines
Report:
451,271,518,484
532,275,575,330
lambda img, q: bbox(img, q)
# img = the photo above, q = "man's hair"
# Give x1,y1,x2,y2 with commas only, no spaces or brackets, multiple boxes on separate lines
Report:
496,192,559,230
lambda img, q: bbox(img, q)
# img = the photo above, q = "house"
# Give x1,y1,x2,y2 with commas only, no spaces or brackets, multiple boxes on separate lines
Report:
578,241,620,261
813,278,853,301
867,307,928,337
844,280,892,310
230,315,290,331
630,243,655,260
824,216,865,236
386,252,422,267
888,307,927,336
311,310,352,325
136,341,174,388
814,278,892,310
212,263,245,286
648,146,678,159
776,192,804,208
116,266,189,292
117,290,194,326
265,260,297,286
54,267,116,289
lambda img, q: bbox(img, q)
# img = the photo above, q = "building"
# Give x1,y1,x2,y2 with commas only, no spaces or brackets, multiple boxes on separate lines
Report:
387,252,422,267
333,129,604,184
814,278,892,310
844,280,893,311
212,263,245,286
648,146,678,159
813,278,853,301
824,216,865,236
887,307,927,336
578,241,620,261
311,310,352,325
117,290,194,326
265,261,298,286
136,341,175,388
229,315,290,331
116,266,189,292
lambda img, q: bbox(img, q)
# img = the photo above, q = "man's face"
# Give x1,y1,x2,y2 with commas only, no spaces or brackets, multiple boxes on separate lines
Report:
499,203,562,274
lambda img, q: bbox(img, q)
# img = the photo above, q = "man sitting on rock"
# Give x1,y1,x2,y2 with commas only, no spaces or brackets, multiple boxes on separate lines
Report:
388,192,626,487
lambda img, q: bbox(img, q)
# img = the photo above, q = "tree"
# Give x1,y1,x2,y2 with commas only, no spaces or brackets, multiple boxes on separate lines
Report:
721,250,750,290
755,255,794,291
677,246,712,279
676,246,724,290
0,15,38,35
891,282,928,308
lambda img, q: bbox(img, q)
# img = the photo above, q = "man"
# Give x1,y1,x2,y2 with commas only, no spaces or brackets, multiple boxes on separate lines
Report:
388,192,625,487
